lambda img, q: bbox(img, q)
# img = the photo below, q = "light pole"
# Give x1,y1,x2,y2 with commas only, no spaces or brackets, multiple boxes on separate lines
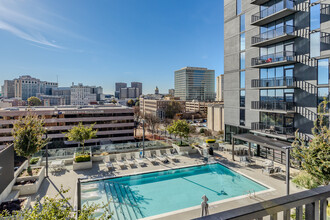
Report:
283,146,291,195
142,120,145,158
45,131,49,178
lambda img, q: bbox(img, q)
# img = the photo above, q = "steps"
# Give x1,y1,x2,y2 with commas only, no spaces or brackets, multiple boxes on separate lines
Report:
104,182,143,220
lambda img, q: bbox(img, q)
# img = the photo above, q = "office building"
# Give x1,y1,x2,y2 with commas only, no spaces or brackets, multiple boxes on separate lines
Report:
120,87,140,99
224,0,328,146
174,67,215,101
216,74,224,101
115,82,127,99
185,100,222,115
52,87,71,105
0,105,135,148
140,97,185,119
36,94,66,106
70,83,103,105
207,104,225,132
1,80,15,99
131,82,143,96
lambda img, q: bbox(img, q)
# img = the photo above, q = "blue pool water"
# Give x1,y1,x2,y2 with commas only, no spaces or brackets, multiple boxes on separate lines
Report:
81,163,268,219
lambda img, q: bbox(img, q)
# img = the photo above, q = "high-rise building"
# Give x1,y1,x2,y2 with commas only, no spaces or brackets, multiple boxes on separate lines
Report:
216,74,224,101
131,82,142,96
115,82,127,99
174,67,215,101
2,80,15,99
12,75,58,100
70,83,103,105
224,0,328,145
120,87,140,99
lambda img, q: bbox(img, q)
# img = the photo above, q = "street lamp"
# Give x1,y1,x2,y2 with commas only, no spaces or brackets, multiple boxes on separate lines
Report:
142,120,145,158
282,146,292,195
45,129,49,178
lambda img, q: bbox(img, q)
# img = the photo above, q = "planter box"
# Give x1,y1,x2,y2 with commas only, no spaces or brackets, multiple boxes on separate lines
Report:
30,157,42,167
13,167,45,196
73,152,92,171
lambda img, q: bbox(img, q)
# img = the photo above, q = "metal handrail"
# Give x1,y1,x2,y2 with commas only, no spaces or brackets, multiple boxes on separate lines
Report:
251,101,295,111
252,25,295,44
251,77,296,88
251,51,295,66
251,122,294,135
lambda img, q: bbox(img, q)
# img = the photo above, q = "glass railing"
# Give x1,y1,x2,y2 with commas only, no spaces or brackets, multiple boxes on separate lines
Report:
251,122,294,135
251,101,295,111
251,0,296,23
251,51,295,66
251,77,295,88
252,25,295,45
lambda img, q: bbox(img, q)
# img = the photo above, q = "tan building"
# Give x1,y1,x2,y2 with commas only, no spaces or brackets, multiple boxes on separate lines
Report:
0,105,135,148
185,100,222,115
216,74,224,101
207,104,224,132
140,97,185,119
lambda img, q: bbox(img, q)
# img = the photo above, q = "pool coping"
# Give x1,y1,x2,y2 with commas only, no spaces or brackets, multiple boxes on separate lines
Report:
79,161,275,219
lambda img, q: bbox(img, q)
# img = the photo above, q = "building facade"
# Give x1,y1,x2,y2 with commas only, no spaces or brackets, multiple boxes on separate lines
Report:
2,80,15,99
140,97,185,119
120,87,140,99
207,104,225,132
185,100,223,115
115,82,127,99
131,82,143,96
216,74,224,101
224,0,329,143
0,105,135,148
70,83,103,105
52,87,71,105
174,67,215,101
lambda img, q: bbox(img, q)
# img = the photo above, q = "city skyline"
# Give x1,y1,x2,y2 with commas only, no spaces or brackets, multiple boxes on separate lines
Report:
0,0,224,94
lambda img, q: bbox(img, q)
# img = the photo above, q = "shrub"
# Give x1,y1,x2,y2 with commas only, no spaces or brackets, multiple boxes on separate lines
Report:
200,128,205,134
75,155,91,163
292,172,319,189
30,158,39,165
205,139,216,143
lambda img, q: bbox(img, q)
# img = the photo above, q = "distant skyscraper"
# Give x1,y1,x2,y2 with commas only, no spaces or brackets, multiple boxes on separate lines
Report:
115,82,127,99
120,87,140,99
216,74,224,101
174,67,215,101
131,82,142,96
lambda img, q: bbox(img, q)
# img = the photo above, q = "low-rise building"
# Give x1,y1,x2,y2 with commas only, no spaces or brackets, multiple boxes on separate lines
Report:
185,100,222,114
70,83,103,105
0,105,135,148
140,97,185,119
207,103,224,132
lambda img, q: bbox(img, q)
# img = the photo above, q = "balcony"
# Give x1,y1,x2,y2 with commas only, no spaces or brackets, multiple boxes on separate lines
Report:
251,122,295,139
251,77,296,88
251,101,295,112
251,0,297,26
251,25,296,47
251,0,270,5
251,51,296,68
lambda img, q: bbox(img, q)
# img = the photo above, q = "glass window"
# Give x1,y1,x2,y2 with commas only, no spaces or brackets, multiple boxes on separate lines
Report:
318,59,329,85
240,14,245,32
240,33,245,51
318,88,329,105
310,4,320,31
240,90,245,107
237,0,242,15
240,52,245,70
240,71,245,88
310,32,320,57
240,109,245,126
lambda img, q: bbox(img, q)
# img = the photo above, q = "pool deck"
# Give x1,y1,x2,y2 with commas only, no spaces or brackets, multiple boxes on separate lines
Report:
31,150,303,219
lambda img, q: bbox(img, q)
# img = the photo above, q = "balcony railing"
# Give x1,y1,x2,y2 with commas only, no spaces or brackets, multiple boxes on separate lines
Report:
251,0,296,25
251,77,296,88
251,101,295,111
195,185,330,220
251,122,294,135
251,0,270,5
251,51,295,67
251,25,295,46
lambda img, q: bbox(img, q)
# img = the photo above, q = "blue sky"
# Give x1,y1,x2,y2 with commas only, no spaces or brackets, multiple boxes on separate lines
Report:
0,0,223,94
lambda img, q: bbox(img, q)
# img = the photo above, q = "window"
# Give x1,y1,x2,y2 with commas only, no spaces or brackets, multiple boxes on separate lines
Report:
310,32,320,57
310,4,320,31
240,33,245,51
240,52,245,70
240,90,245,107
237,0,241,15
318,88,329,105
240,109,245,126
240,71,245,88
318,59,329,85
240,14,245,32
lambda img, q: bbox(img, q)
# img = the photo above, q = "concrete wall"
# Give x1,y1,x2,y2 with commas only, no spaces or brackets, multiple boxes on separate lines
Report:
0,145,14,195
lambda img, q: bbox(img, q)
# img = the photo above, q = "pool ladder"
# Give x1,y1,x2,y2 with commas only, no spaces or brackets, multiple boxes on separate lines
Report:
245,189,256,199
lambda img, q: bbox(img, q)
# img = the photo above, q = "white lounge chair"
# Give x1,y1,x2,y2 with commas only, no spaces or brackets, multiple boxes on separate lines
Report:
115,154,126,169
103,156,114,171
125,153,135,167
165,149,179,161
145,151,157,164
134,152,147,166
155,150,168,163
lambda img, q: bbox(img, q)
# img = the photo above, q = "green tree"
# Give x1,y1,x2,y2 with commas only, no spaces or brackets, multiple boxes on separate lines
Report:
291,99,330,186
127,99,135,107
0,187,112,219
144,114,160,137
65,123,97,154
111,99,117,104
12,114,48,175
27,96,42,106
164,101,184,119
167,120,190,145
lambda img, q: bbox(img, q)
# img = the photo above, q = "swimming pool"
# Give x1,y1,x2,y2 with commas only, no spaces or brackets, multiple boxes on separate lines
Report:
80,163,268,219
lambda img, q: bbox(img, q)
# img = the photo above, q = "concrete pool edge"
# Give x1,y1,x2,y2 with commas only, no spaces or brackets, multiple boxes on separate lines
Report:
78,162,275,219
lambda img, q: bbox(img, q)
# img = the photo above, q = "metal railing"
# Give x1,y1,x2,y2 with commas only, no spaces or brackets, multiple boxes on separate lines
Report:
251,101,295,111
251,0,296,23
251,51,295,66
252,25,295,45
251,122,294,135
194,185,330,220
251,77,296,88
